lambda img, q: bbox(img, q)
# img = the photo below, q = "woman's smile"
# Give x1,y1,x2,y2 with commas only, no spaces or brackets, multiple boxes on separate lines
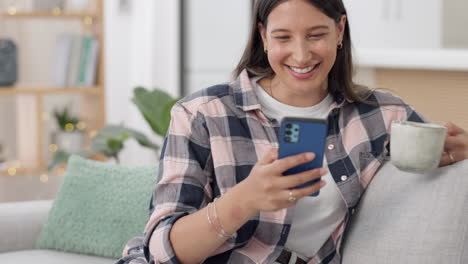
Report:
286,63,321,80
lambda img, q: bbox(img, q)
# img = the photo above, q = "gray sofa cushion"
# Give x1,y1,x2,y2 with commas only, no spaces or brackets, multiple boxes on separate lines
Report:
1,250,113,264
342,160,468,263
0,200,52,253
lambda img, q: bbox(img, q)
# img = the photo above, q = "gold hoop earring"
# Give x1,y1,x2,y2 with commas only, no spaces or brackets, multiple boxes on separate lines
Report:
337,43,343,50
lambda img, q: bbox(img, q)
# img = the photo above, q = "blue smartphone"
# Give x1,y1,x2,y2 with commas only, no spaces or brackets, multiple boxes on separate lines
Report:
278,117,328,196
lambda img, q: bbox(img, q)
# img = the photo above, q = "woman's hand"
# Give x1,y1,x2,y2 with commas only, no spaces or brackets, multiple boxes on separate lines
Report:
439,122,468,166
237,148,327,213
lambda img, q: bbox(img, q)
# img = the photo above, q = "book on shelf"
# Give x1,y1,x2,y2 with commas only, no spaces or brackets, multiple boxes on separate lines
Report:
51,33,99,88
66,34,83,87
84,37,99,86
51,34,73,87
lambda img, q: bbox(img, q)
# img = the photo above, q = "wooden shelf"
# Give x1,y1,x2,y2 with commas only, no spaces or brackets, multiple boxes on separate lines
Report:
0,11,98,20
0,167,43,176
0,0,105,183
0,86,103,95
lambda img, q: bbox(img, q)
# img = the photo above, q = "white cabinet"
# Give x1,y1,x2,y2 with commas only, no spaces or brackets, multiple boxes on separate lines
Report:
344,0,441,49
344,0,468,70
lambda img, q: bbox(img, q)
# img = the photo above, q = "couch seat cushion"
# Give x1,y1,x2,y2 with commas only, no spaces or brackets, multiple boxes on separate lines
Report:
0,250,114,264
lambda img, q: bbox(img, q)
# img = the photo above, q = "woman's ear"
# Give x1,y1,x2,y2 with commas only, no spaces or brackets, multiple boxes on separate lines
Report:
337,15,346,44
258,22,268,51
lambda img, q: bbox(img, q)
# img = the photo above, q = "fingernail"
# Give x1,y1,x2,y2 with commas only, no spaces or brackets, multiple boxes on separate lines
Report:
305,153,315,159
320,168,328,175
320,180,327,187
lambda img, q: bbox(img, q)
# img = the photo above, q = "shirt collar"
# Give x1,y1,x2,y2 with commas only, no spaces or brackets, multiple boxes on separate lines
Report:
231,69,263,112
231,69,351,112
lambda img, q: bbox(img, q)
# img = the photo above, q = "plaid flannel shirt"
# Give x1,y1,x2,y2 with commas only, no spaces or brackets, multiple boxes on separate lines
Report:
118,70,425,264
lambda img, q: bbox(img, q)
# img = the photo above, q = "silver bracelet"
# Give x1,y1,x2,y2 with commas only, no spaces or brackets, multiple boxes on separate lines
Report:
206,201,230,238
213,198,231,238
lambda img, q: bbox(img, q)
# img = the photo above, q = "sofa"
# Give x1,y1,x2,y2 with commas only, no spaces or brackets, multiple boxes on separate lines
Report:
0,158,467,264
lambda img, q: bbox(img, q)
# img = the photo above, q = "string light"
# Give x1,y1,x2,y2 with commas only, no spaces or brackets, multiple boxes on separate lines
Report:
76,121,87,131
49,144,58,153
40,174,49,183
56,167,66,175
42,112,50,121
89,130,97,138
52,7,62,15
7,6,17,15
65,123,75,131
83,16,93,25
62,139,71,148
7,167,16,176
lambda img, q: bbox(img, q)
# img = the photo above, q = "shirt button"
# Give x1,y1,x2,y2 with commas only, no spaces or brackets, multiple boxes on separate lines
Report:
328,144,334,150
340,175,348,181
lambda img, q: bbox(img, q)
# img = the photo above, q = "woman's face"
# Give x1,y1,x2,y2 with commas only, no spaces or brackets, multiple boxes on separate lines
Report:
259,0,346,99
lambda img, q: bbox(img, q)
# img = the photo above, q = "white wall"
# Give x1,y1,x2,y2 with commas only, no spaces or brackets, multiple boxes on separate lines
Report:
104,0,180,165
185,0,251,94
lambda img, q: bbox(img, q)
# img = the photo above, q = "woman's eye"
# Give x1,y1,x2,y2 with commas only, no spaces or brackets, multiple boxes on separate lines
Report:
308,33,326,38
274,36,290,40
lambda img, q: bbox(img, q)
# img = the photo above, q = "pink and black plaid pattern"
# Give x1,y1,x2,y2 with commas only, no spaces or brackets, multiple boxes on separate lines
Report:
119,70,425,264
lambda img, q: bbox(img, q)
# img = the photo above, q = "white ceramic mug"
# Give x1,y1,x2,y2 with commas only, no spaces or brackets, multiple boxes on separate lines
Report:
390,121,447,173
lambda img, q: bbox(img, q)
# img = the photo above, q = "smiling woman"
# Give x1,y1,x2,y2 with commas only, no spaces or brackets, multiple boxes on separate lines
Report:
257,1,345,107
118,0,468,263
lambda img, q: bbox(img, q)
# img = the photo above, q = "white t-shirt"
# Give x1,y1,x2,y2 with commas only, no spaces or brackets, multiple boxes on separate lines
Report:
253,78,347,259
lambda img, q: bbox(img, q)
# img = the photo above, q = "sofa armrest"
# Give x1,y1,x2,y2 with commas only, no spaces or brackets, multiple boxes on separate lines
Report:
342,160,468,263
0,200,53,253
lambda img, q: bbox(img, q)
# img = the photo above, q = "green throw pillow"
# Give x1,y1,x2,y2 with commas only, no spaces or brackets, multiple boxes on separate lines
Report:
36,155,157,258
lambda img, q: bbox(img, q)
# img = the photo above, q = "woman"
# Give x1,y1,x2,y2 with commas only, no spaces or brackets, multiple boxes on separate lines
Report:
120,0,468,263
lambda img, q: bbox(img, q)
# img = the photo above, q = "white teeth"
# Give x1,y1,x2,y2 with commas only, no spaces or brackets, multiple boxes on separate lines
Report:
290,65,315,74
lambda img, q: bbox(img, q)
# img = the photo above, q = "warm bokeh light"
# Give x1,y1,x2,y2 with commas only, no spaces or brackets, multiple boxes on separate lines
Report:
84,16,93,25
42,112,50,121
62,140,70,148
52,7,62,15
65,123,75,131
40,174,49,183
89,130,97,138
49,144,58,153
56,167,66,175
7,167,16,176
76,121,87,131
7,6,17,15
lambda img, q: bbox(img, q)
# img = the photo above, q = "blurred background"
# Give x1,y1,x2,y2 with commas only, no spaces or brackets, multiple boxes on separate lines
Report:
0,0,467,202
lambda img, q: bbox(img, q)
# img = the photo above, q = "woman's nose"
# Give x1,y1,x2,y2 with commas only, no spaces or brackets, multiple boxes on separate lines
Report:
292,41,312,65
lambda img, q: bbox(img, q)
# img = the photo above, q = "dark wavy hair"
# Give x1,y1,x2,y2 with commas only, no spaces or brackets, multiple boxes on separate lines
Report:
234,0,370,103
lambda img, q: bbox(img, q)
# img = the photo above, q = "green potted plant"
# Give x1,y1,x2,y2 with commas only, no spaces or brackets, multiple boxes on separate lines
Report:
53,105,84,153
49,87,179,170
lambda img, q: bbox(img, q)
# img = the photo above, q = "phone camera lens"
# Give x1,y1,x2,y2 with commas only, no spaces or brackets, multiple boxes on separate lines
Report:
286,124,292,129
285,131,292,135
284,136,291,142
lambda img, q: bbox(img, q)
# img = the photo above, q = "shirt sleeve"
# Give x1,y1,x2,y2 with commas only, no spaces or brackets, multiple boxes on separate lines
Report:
116,237,148,264
143,102,214,264
404,103,429,123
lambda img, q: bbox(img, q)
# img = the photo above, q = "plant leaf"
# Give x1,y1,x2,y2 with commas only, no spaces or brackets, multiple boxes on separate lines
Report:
48,150,95,171
91,125,159,155
132,87,179,136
